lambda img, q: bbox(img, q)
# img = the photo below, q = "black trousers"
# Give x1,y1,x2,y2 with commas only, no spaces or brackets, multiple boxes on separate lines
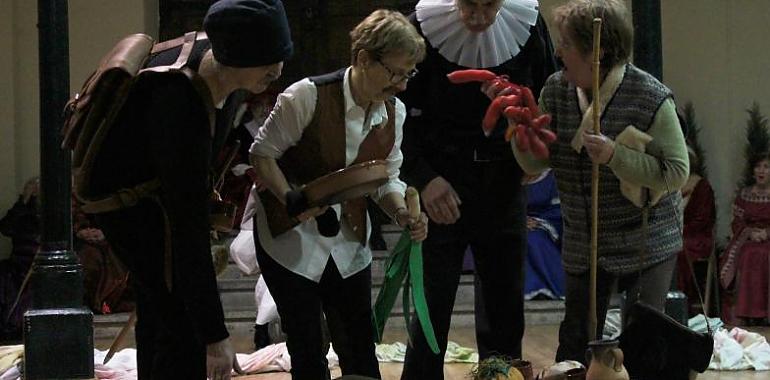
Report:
98,202,206,379
256,246,380,380
555,255,677,364
402,160,527,380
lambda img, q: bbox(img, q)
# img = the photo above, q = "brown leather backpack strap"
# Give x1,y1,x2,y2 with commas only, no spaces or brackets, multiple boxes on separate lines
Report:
142,31,199,74
169,31,198,70
150,31,208,55
80,179,162,214
141,31,216,136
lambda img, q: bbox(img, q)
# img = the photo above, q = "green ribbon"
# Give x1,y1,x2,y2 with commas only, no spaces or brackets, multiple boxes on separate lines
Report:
372,230,439,354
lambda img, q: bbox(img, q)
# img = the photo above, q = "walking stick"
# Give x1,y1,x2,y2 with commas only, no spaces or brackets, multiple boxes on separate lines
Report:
103,310,137,364
5,263,33,324
588,17,603,342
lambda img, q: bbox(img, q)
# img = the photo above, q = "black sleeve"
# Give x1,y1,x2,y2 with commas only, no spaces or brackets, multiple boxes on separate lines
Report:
399,13,440,191
145,75,229,345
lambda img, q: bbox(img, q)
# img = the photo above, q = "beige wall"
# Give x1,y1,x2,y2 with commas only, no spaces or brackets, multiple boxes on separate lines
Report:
0,0,38,257
0,0,158,257
662,1,770,243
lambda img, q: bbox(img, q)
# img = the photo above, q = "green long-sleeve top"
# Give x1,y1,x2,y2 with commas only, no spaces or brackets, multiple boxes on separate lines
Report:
514,75,688,196
515,64,688,274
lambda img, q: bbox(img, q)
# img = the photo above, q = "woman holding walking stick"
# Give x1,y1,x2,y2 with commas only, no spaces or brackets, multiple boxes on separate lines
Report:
507,0,689,364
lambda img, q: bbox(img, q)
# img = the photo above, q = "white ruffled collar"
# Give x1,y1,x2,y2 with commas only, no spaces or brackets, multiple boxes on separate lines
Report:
416,0,540,68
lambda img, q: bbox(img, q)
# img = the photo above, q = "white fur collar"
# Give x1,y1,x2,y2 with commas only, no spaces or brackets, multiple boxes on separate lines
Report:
571,64,627,152
416,0,540,68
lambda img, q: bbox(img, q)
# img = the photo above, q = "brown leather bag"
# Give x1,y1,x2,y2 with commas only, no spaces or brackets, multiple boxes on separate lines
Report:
61,31,212,213
77,241,134,313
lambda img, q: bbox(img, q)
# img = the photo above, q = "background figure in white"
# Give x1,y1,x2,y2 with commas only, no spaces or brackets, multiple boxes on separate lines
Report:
230,188,281,349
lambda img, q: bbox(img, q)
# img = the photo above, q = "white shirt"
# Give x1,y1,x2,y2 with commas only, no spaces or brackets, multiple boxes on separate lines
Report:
249,67,407,282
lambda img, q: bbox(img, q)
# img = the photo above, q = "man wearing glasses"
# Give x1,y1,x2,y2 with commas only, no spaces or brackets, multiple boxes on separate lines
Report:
398,0,558,378
248,9,428,379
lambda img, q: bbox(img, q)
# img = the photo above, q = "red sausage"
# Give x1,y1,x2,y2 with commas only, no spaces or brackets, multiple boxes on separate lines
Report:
520,107,533,123
515,124,530,151
520,87,540,116
531,114,552,129
504,106,533,123
503,106,525,122
498,95,521,109
482,95,522,135
482,96,506,135
446,69,497,84
536,128,557,143
527,127,549,159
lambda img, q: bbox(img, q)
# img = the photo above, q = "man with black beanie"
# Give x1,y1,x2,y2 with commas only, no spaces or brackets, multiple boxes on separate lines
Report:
88,1,293,379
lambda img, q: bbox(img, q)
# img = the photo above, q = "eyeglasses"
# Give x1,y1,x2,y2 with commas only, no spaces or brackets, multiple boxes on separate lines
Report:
376,59,419,84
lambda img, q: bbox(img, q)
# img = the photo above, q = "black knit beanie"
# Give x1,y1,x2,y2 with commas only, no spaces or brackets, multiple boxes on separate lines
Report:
203,0,293,67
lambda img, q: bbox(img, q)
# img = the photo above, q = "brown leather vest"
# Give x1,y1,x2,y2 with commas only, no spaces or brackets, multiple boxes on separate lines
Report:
259,69,396,244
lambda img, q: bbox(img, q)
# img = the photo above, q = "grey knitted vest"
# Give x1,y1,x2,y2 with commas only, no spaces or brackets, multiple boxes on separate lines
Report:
542,64,683,275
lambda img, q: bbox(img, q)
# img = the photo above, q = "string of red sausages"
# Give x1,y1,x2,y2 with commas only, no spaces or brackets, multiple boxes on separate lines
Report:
446,69,556,159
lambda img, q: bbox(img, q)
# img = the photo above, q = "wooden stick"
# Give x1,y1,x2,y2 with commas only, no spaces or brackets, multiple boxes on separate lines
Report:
405,187,421,219
103,310,137,365
5,263,33,324
589,17,603,343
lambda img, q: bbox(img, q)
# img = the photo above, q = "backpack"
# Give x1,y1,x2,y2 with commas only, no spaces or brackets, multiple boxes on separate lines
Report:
61,31,213,214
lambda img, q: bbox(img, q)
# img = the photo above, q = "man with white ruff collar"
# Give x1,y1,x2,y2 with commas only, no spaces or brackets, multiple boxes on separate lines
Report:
398,0,557,378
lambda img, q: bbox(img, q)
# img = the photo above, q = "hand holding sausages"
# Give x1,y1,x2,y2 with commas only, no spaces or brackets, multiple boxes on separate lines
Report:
447,69,556,159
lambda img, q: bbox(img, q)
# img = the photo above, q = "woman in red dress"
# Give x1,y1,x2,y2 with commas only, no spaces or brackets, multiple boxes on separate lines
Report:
677,148,716,313
720,152,770,325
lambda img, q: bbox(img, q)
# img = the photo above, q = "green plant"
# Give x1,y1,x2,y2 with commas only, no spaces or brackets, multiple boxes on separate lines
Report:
682,102,707,177
470,356,523,380
741,102,769,187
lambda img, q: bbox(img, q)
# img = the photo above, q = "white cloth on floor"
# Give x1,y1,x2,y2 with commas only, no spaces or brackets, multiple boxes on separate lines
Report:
0,367,19,380
602,308,622,340
94,348,138,379
375,341,477,363
0,345,23,375
237,342,291,373
236,342,339,374
709,327,770,371
688,313,723,334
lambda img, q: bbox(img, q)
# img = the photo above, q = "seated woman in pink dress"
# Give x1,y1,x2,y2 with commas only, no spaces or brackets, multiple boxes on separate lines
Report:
720,152,770,325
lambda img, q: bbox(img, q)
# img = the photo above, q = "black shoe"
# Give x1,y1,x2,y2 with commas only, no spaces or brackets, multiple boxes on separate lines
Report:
254,323,271,350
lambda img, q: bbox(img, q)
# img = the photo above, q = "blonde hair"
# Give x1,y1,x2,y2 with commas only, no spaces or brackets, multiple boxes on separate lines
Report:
350,9,426,65
553,0,633,70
